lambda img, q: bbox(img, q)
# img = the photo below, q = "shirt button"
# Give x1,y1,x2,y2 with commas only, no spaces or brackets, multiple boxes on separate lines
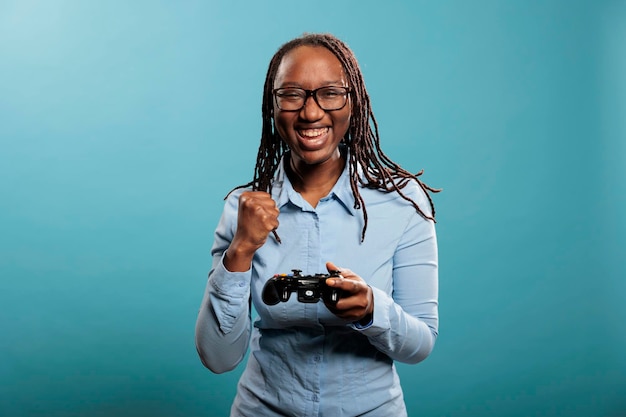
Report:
238,281,245,287
312,394,319,402
313,355,321,363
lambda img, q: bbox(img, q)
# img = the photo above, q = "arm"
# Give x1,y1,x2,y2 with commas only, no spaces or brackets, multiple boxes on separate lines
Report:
194,191,280,373
326,211,439,364
194,201,252,374
195,254,252,373
362,214,438,363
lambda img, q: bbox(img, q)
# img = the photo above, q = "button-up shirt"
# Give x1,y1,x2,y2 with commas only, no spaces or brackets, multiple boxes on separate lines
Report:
195,156,439,416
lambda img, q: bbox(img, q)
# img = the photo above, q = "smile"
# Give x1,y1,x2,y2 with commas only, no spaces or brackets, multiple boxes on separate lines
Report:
298,127,329,138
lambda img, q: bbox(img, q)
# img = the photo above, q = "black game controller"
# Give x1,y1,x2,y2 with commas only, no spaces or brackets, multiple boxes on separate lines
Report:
262,269,342,305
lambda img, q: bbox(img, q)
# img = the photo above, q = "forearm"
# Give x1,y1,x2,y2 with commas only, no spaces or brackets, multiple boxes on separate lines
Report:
223,241,256,272
357,286,437,364
356,218,439,364
195,255,252,373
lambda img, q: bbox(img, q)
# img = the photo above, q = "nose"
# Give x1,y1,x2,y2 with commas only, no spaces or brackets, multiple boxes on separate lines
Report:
299,95,324,121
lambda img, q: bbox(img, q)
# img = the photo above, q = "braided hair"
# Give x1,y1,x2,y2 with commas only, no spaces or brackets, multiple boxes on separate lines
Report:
234,33,439,242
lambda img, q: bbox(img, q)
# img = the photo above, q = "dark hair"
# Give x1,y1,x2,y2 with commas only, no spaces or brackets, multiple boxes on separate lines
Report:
234,33,439,242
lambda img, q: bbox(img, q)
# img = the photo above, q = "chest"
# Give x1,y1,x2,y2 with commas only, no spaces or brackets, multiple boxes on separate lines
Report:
249,195,412,328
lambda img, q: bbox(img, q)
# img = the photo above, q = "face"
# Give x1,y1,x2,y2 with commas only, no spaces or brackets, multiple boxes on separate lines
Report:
272,45,351,169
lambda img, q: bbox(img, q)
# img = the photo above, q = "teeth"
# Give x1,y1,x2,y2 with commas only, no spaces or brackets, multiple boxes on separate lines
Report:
299,128,328,138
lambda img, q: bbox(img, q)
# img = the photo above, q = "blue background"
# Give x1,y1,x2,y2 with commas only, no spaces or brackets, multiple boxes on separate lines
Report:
1,1,625,416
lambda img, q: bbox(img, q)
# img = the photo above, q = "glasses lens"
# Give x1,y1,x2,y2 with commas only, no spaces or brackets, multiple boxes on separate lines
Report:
316,87,348,110
275,88,306,111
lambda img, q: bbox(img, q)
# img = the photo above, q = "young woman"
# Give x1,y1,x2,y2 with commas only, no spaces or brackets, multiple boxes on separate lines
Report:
196,33,439,417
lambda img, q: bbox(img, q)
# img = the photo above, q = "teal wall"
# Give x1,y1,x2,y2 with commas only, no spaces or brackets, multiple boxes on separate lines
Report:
1,1,624,416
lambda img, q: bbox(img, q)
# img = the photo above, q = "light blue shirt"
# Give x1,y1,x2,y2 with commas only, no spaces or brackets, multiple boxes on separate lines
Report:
195,156,439,416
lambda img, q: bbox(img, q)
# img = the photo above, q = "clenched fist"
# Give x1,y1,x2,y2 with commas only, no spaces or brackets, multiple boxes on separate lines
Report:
224,191,280,272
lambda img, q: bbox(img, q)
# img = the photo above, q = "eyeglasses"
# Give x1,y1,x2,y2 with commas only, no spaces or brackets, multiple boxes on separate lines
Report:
273,86,351,111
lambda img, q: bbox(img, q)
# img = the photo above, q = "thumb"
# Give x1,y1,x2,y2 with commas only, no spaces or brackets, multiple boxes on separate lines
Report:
326,261,341,274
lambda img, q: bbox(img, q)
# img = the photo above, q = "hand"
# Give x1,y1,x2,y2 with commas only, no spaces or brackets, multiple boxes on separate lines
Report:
324,261,374,325
225,191,279,272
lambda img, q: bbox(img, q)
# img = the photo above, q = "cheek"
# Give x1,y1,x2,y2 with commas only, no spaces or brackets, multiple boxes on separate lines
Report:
340,100,353,132
336,110,352,136
272,112,292,140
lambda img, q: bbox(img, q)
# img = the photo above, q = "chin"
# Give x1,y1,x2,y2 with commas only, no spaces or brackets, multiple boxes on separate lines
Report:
293,148,341,166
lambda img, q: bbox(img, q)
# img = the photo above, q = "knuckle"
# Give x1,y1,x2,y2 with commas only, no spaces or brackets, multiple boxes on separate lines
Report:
240,196,256,209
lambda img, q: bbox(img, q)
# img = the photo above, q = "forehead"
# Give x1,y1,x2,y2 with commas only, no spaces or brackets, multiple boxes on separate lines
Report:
274,45,346,87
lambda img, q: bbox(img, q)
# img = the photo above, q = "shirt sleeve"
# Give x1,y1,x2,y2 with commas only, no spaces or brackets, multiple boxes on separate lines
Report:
352,200,439,365
195,193,253,374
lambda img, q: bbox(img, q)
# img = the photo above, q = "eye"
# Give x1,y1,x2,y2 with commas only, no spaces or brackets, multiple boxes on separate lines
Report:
318,88,345,99
277,89,305,101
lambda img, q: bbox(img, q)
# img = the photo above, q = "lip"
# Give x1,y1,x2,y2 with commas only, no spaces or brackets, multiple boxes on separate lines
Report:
295,127,330,149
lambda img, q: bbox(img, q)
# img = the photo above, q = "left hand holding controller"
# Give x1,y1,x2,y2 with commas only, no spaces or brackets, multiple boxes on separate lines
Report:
324,261,374,326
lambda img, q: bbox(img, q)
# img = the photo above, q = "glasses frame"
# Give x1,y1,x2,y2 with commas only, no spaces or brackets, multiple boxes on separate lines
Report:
272,86,351,112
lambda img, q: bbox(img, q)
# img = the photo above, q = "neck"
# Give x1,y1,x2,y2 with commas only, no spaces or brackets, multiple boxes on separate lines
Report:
286,151,345,207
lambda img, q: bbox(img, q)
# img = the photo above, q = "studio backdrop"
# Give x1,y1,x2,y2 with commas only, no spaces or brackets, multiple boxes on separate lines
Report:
1,1,624,416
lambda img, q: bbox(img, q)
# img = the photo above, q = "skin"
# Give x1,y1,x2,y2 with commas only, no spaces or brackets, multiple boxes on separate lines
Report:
225,45,373,324
272,45,351,204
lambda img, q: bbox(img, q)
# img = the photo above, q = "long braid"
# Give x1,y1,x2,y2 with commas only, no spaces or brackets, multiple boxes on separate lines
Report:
230,33,440,242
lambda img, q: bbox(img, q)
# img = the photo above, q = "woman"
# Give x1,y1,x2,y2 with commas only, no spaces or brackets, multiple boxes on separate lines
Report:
195,33,439,416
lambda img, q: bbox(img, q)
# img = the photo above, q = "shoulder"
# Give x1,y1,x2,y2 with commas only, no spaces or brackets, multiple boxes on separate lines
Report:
225,186,248,200
360,178,434,218
400,179,434,217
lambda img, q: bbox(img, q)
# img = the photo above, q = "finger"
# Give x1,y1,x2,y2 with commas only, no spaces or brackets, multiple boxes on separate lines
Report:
331,287,373,317
240,191,277,208
325,261,341,275
327,302,366,320
252,191,279,207
241,194,279,222
329,278,364,295
254,195,280,219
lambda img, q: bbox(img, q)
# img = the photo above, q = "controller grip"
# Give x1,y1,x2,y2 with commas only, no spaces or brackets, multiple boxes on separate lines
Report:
261,280,281,305
327,288,340,304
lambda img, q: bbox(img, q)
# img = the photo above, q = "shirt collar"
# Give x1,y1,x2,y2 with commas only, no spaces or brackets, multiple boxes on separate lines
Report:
271,154,358,217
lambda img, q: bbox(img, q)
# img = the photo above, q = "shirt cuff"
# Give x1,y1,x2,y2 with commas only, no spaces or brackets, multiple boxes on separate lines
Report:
350,286,391,333
208,251,252,298
352,315,373,329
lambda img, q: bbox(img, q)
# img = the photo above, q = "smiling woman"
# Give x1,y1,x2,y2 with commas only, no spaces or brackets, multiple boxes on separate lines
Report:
272,45,352,204
195,33,440,417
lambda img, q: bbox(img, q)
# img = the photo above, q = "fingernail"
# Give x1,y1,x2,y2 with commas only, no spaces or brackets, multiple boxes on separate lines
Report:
327,279,335,285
